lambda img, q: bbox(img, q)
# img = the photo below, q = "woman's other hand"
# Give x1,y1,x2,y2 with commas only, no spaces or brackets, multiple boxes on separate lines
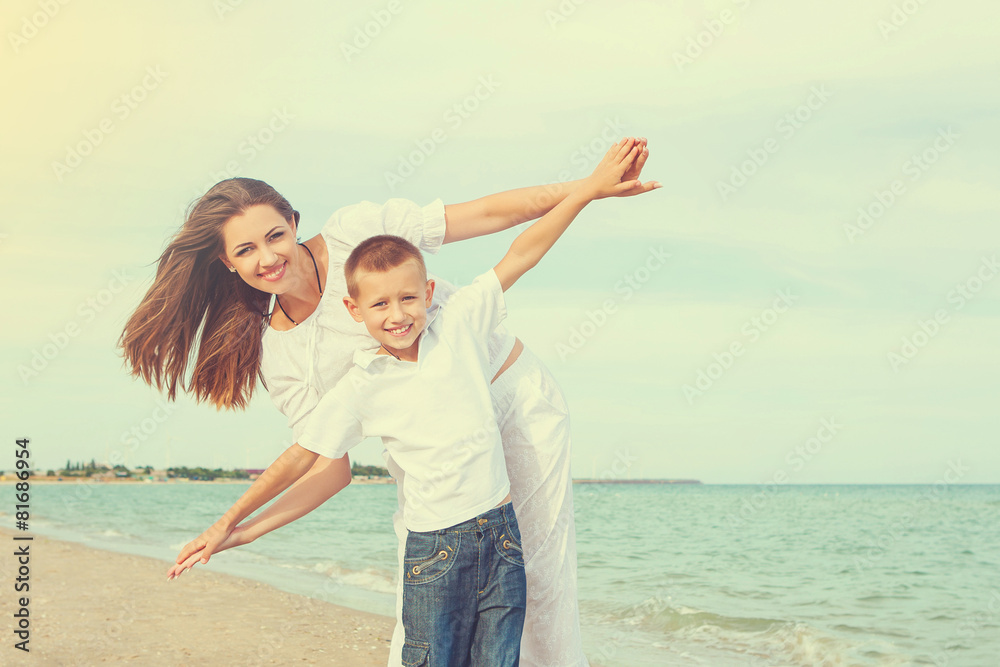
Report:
581,138,661,200
166,548,206,580
614,137,659,197
168,519,233,579
166,523,247,580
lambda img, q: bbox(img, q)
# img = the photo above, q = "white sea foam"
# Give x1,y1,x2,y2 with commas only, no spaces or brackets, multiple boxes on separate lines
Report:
314,561,396,595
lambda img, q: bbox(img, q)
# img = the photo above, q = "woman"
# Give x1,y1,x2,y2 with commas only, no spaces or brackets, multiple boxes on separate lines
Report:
121,137,654,667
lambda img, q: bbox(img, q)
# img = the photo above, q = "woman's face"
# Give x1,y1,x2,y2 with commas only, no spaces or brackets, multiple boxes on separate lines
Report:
219,204,302,294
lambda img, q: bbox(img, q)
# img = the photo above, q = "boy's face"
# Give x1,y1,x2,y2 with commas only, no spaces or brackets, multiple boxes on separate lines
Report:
344,259,435,361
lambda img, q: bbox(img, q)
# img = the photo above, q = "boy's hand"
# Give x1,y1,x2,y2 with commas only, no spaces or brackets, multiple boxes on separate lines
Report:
166,548,206,580
167,524,247,580
614,137,659,198
173,518,233,570
582,137,661,201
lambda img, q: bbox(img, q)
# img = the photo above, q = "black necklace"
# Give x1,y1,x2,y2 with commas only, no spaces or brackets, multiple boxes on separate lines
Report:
274,243,323,325
379,344,401,360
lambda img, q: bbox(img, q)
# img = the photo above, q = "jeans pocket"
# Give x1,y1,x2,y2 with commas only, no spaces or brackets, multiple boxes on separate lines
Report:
401,639,430,666
496,520,525,567
404,530,441,562
404,531,459,585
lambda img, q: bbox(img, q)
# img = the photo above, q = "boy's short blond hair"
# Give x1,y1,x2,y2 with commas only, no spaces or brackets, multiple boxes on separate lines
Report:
344,234,427,299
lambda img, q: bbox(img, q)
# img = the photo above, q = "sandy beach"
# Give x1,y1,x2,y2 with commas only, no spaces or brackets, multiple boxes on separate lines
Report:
0,526,394,665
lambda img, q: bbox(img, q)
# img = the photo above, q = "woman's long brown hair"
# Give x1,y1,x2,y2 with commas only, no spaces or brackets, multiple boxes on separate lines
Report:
119,178,298,409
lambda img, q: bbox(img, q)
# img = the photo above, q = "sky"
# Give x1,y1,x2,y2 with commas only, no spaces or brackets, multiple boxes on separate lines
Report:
2,0,998,483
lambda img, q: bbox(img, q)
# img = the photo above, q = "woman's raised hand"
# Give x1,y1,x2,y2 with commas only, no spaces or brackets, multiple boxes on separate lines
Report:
615,137,659,197
582,137,661,200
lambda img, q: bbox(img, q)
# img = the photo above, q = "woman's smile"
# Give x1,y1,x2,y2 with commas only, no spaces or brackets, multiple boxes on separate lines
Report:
258,261,287,282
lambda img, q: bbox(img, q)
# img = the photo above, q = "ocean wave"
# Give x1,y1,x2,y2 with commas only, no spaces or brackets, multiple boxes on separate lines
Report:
311,560,397,595
597,598,914,666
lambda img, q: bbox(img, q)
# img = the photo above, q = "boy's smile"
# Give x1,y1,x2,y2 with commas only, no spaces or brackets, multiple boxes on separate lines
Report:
344,259,435,362
386,323,413,337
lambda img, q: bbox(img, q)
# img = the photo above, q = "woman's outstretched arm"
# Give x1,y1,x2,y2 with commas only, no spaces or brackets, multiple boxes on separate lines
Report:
442,137,654,243
171,444,321,571
167,454,352,579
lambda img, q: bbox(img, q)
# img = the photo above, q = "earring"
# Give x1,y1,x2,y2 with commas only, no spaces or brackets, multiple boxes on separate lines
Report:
228,267,236,273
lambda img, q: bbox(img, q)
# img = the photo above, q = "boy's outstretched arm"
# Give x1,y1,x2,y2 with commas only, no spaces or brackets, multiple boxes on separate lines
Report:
443,137,656,243
167,454,352,579
171,444,321,571
493,138,660,291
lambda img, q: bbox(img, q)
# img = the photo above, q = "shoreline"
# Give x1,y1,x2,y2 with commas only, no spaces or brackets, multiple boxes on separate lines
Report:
0,526,393,665
0,476,396,485
0,477,707,485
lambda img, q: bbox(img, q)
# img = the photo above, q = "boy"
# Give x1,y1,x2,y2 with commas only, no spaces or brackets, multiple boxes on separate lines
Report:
291,139,651,666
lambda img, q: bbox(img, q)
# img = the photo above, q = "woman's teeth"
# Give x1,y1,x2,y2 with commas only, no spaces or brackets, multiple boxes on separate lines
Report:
260,262,286,281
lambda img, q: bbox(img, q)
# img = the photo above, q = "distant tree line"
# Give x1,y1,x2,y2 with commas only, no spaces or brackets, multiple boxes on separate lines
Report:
51,461,240,480
166,467,250,481
9,461,389,481
351,462,390,478
57,459,153,477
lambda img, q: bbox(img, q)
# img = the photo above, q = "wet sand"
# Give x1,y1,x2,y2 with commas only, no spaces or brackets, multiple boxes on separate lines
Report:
0,526,393,665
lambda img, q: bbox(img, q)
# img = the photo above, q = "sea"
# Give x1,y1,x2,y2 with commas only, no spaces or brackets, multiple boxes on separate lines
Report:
13,482,1000,666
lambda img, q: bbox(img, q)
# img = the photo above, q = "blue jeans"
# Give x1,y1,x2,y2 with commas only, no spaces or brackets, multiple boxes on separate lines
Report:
401,502,527,667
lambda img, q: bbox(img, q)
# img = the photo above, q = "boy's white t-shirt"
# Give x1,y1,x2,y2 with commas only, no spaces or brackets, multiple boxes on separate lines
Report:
297,269,511,533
